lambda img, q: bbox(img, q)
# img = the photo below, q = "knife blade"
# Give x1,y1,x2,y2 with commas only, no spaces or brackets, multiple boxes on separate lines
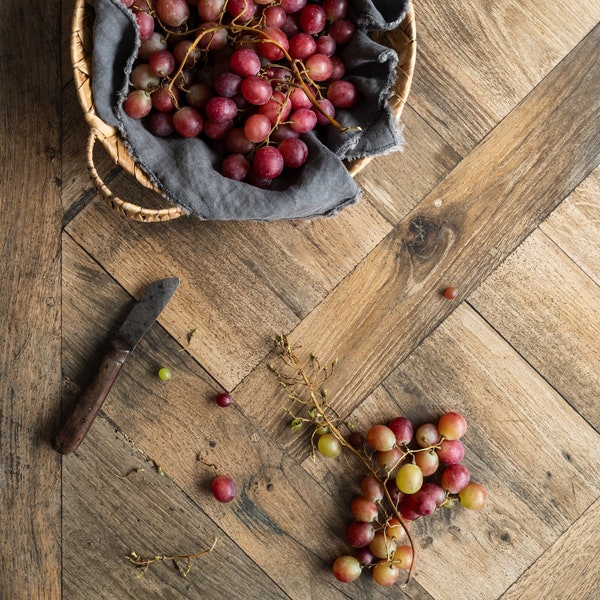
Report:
53,277,180,455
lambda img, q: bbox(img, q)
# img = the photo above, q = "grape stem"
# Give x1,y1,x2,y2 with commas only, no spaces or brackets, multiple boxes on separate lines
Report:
272,334,417,584
164,23,361,134
127,538,218,577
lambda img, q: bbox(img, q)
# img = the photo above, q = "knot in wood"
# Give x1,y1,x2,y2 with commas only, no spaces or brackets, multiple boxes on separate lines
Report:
405,216,442,258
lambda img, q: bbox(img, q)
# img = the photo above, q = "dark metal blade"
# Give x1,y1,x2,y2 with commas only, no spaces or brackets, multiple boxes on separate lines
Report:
117,277,180,351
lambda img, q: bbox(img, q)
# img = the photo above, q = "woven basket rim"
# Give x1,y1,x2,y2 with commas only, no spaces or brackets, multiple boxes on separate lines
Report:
71,0,416,222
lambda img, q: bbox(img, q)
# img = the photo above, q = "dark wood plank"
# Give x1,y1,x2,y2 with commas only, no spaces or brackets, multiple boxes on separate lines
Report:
61,234,435,599
236,22,600,450
63,417,286,599
0,0,62,597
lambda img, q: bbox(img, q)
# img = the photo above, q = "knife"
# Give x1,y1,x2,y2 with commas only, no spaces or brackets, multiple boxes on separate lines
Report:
53,277,180,455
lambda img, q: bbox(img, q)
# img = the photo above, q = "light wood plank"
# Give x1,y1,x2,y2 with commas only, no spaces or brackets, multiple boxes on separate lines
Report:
0,0,62,596
409,0,600,153
236,21,600,449
540,165,600,286
499,496,600,600
65,188,392,390
469,229,600,431
355,105,463,224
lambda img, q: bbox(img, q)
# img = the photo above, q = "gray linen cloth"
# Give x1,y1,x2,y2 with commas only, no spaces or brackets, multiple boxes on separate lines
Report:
92,0,409,220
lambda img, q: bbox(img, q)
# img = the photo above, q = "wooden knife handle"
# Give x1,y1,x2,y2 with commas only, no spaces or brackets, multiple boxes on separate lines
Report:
53,340,130,455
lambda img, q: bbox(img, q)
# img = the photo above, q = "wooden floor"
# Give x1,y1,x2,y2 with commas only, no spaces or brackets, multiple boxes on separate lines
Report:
1,0,599,598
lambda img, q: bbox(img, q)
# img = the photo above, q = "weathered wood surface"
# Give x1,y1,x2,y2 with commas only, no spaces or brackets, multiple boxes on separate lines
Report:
0,0,62,598
2,0,600,598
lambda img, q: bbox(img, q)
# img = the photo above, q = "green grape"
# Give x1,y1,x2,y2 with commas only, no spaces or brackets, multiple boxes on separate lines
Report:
395,463,423,495
317,433,342,458
157,367,172,381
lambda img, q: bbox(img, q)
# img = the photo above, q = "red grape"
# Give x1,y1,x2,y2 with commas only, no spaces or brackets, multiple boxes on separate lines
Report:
241,75,273,106
440,464,471,494
360,475,385,503
156,0,190,27
346,521,375,548
438,411,468,439
288,33,317,60
252,146,285,179
366,424,396,452
415,422,441,448
299,4,326,34
459,482,487,510
258,27,290,61
211,475,236,503
215,392,233,407
205,96,238,123
436,439,465,465
350,496,379,523
123,90,152,118
244,113,272,143
229,49,261,77
372,561,400,586
222,153,250,181
388,416,413,445
173,106,203,137
327,80,358,109
277,137,308,168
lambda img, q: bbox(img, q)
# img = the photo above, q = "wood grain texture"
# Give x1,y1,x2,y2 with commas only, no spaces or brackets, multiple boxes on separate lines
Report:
409,0,600,154
0,0,62,597
499,497,600,600
66,193,392,390
61,237,434,599
469,229,600,430
236,21,600,452
540,165,600,286
372,304,600,598
63,417,286,600
10,0,598,597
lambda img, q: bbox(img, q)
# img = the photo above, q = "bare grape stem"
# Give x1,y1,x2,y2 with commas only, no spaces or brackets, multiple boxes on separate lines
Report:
271,334,417,583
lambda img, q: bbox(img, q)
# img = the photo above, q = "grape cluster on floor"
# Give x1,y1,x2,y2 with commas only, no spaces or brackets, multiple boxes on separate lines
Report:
119,0,360,187
329,412,487,587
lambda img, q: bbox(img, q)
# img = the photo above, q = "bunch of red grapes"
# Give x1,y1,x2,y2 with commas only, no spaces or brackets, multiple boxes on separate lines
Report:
119,0,360,187
326,412,487,587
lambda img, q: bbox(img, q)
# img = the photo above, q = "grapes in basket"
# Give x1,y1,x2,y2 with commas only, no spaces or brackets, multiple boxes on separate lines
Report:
120,0,361,188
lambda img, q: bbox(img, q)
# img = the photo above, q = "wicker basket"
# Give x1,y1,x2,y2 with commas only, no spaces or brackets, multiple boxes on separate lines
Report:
71,0,416,222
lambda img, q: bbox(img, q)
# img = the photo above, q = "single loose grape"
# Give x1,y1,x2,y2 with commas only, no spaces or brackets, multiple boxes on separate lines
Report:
157,367,172,381
215,392,233,407
211,475,236,503
443,287,458,299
